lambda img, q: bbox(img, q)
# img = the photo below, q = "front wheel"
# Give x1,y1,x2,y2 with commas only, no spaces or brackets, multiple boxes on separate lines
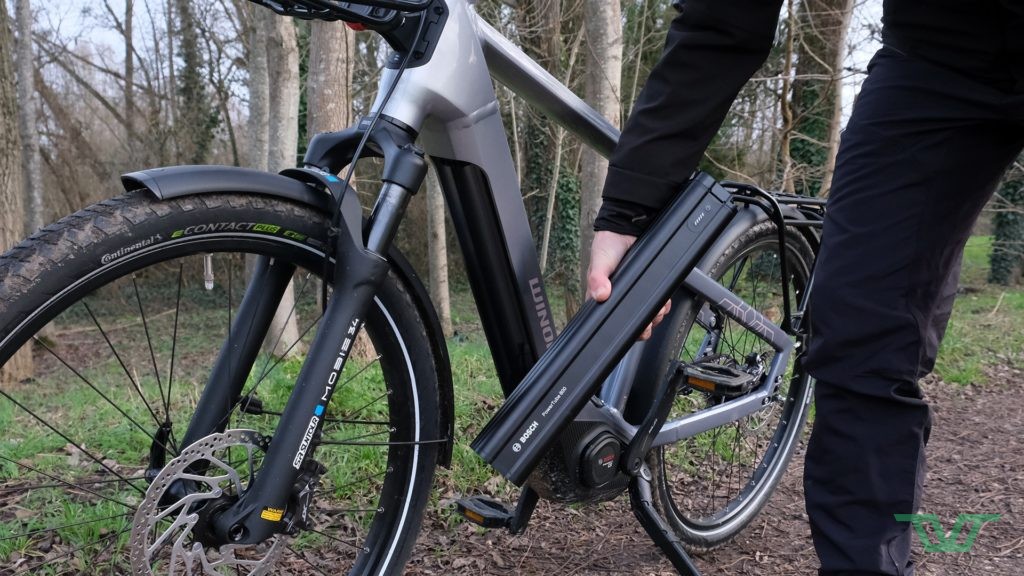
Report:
649,221,816,549
0,192,442,574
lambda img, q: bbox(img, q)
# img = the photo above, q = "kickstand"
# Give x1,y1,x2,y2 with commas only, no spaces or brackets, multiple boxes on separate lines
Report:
628,464,703,576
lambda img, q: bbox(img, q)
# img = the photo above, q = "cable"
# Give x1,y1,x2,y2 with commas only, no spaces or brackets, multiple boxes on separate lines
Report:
321,10,429,308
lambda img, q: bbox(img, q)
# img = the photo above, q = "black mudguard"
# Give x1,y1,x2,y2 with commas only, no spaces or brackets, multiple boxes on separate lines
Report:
121,164,456,466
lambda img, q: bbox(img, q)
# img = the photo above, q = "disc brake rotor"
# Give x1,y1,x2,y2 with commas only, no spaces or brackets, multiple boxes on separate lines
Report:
129,430,285,575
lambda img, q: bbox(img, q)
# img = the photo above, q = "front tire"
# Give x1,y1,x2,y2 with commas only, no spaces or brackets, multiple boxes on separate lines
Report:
0,192,441,575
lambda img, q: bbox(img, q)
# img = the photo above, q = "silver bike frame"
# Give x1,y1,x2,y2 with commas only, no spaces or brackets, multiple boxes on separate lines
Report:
368,0,793,452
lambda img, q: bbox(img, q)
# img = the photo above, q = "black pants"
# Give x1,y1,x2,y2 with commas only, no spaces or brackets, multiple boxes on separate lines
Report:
802,47,1024,575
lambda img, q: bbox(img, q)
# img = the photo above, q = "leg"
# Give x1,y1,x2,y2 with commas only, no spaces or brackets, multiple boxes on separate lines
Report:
803,47,1024,575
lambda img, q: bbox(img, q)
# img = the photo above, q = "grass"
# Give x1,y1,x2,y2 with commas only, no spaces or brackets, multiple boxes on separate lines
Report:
933,236,1024,385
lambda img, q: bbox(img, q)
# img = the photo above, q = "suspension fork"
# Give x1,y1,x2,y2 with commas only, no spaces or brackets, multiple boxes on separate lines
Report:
178,256,297,452
197,121,428,545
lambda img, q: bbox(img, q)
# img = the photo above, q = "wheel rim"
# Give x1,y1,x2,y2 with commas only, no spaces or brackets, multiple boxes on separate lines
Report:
0,238,423,575
658,235,812,536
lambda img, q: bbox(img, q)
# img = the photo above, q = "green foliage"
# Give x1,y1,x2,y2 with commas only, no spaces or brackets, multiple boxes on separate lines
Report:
790,83,830,196
989,173,1024,285
936,237,1024,385
297,21,312,155
551,170,581,285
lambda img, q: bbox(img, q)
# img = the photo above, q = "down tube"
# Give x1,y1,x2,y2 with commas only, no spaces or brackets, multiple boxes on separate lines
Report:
651,268,794,448
431,157,554,396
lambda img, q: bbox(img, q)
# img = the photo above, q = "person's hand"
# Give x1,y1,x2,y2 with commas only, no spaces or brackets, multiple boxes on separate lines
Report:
586,230,671,340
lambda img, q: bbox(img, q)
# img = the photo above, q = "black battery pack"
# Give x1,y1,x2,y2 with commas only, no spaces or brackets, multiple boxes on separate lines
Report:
471,172,736,485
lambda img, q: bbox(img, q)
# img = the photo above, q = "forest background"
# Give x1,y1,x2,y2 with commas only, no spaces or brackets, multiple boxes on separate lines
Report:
2,1,1024,573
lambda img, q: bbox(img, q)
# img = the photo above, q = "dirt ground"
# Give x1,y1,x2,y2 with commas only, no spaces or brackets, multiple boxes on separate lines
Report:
406,369,1024,575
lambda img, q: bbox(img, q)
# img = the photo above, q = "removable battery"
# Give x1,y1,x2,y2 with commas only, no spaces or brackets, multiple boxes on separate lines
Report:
472,172,736,485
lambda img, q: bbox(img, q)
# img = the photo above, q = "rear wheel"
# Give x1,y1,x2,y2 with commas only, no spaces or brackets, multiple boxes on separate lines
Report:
650,221,815,549
0,192,441,575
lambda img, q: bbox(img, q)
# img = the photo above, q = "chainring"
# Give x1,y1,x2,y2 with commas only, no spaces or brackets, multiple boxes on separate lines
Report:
129,429,285,575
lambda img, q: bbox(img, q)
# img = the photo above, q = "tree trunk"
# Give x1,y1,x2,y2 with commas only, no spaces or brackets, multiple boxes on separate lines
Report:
779,0,797,193
173,0,216,164
263,15,302,358
124,0,135,159
267,17,300,173
306,21,355,135
817,0,855,198
1,0,32,384
14,0,42,234
425,168,452,337
514,0,563,230
246,9,271,171
579,0,623,293
789,0,854,196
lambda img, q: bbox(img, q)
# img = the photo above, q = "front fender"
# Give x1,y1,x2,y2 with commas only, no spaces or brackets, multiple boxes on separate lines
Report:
122,165,333,211
120,164,456,467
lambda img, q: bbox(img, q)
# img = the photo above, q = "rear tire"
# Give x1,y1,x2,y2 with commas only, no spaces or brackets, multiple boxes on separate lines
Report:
649,221,815,549
0,192,441,575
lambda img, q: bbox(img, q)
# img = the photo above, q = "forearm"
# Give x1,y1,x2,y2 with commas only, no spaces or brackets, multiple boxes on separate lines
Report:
596,0,784,235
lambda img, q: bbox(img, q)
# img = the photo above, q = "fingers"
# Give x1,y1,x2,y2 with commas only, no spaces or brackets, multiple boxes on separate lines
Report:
587,231,673,341
638,299,672,341
586,260,615,303
587,231,637,303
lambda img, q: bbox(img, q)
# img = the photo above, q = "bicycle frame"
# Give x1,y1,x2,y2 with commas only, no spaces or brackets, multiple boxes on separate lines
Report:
183,0,805,561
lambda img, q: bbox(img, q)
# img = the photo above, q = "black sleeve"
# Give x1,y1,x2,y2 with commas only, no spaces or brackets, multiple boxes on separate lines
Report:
595,0,784,234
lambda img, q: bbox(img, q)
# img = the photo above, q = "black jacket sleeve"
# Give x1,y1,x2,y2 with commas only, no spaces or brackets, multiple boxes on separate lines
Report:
595,0,784,236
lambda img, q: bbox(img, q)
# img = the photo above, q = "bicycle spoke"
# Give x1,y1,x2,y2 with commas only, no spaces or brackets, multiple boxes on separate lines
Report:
0,389,146,495
345,390,389,420
214,313,323,433
36,522,133,567
0,454,137,509
286,546,332,575
246,311,319,391
302,527,367,552
80,301,163,429
254,272,314,378
320,429,389,446
0,513,132,544
166,263,184,432
132,275,166,420
0,473,146,494
318,437,447,447
330,469,387,492
31,335,175,458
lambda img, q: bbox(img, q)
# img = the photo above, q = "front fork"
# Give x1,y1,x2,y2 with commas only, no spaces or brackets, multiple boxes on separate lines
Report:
174,118,428,545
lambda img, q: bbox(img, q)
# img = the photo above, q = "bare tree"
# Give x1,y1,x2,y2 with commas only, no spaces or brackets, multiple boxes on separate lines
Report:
307,21,355,135
1,0,32,383
579,0,623,292
789,0,855,196
425,167,452,336
263,15,302,358
246,8,271,171
124,0,135,156
14,0,42,234
266,17,300,173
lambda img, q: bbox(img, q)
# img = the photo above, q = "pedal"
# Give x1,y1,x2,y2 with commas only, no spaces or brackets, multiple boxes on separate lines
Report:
454,496,514,530
678,361,758,397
